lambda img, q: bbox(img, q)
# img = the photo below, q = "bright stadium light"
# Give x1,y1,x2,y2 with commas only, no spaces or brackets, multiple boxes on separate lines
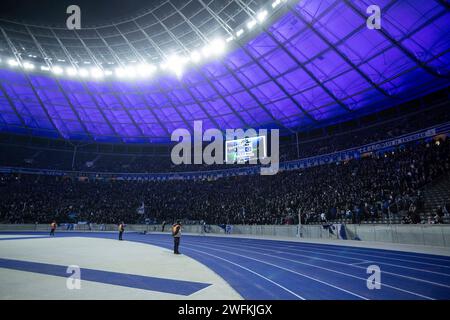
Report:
124,66,136,78
272,0,282,8
66,67,78,76
52,66,63,75
115,67,126,78
137,63,156,77
7,59,19,67
201,45,213,58
40,65,50,71
226,36,234,43
236,29,244,37
22,62,35,70
190,50,202,63
104,70,113,76
79,68,89,78
90,67,104,79
247,19,257,30
163,55,187,77
257,10,268,22
210,38,226,56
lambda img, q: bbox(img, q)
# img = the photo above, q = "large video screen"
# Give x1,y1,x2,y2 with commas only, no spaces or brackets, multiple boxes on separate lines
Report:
225,136,266,164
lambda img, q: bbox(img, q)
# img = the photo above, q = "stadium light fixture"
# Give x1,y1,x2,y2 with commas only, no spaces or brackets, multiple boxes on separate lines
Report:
51,66,63,75
137,63,156,77
247,19,257,30
163,55,187,77
210,39,226,56
236,29,245,37
124,66,136,78
257,10,268,23
115,67,126,78
40,65,50,71
90,68,104,79
7,59,19,67
201,45,213,58
22,62,35,70
66,67,78,76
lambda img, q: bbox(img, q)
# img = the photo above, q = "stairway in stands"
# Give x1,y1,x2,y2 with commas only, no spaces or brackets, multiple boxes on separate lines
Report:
422,173,450,219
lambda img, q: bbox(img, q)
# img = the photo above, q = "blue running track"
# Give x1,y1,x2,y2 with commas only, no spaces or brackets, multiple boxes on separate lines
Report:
1,232,450,300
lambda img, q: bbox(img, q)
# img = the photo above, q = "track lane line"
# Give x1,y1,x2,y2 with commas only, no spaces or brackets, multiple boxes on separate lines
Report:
179,238,436,300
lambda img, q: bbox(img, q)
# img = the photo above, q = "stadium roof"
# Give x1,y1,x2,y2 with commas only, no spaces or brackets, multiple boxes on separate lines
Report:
0,0,449,143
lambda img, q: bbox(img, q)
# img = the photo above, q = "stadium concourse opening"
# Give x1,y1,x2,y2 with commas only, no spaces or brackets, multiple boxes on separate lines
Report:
0,0,450,310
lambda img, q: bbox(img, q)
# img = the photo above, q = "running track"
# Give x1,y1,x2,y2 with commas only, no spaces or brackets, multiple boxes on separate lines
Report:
1,232,450,300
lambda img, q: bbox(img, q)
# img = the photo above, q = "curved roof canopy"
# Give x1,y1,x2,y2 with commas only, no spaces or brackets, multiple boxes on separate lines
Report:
0,0,449,143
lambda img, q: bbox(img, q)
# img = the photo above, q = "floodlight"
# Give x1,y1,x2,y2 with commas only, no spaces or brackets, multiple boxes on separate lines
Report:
90,68,104,78
52,66,63,75
115,67,126,78
79,68,89,78
272,0,282,8
210,39,226,56
257,10,268,22
23,62,35,70
66,67,78,76
7,59,19,67
190,50,202,63
247,19,257,30
137,64,156,77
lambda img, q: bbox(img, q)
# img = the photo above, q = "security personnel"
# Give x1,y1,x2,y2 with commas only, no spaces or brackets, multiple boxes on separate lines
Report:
50,221,57,236
118,222,125,241
172,221,182,254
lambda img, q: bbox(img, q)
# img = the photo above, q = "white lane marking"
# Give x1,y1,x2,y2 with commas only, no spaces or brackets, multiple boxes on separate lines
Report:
184,246,306,300
197,239,450,291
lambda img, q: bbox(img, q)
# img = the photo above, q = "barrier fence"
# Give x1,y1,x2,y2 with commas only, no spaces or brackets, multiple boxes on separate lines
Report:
1,223,449,247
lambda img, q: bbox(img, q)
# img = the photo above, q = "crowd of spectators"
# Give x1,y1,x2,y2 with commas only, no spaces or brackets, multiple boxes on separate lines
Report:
1,137,448,226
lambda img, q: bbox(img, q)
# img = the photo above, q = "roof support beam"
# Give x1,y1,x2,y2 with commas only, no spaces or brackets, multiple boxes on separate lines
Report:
0,81,31,134
48,28,120,142
92,28,171,138
344,0,447,79
201,0,318,122
146,9,252,130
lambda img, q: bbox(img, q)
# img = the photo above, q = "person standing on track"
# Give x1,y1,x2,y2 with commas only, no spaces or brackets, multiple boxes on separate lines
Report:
172,221,182,254
50,220,57,236
118,222,125,241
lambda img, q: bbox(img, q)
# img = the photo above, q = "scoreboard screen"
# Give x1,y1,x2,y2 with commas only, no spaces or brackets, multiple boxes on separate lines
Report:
225,136,266,164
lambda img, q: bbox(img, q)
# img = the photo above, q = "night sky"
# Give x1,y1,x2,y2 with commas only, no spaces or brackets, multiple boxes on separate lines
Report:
0,0,163,26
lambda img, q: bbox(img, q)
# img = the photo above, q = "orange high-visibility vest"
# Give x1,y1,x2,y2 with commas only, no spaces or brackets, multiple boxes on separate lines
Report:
172,224,181,236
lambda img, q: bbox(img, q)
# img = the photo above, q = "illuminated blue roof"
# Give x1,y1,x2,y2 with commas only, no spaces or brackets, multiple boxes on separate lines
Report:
0,0,449,143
